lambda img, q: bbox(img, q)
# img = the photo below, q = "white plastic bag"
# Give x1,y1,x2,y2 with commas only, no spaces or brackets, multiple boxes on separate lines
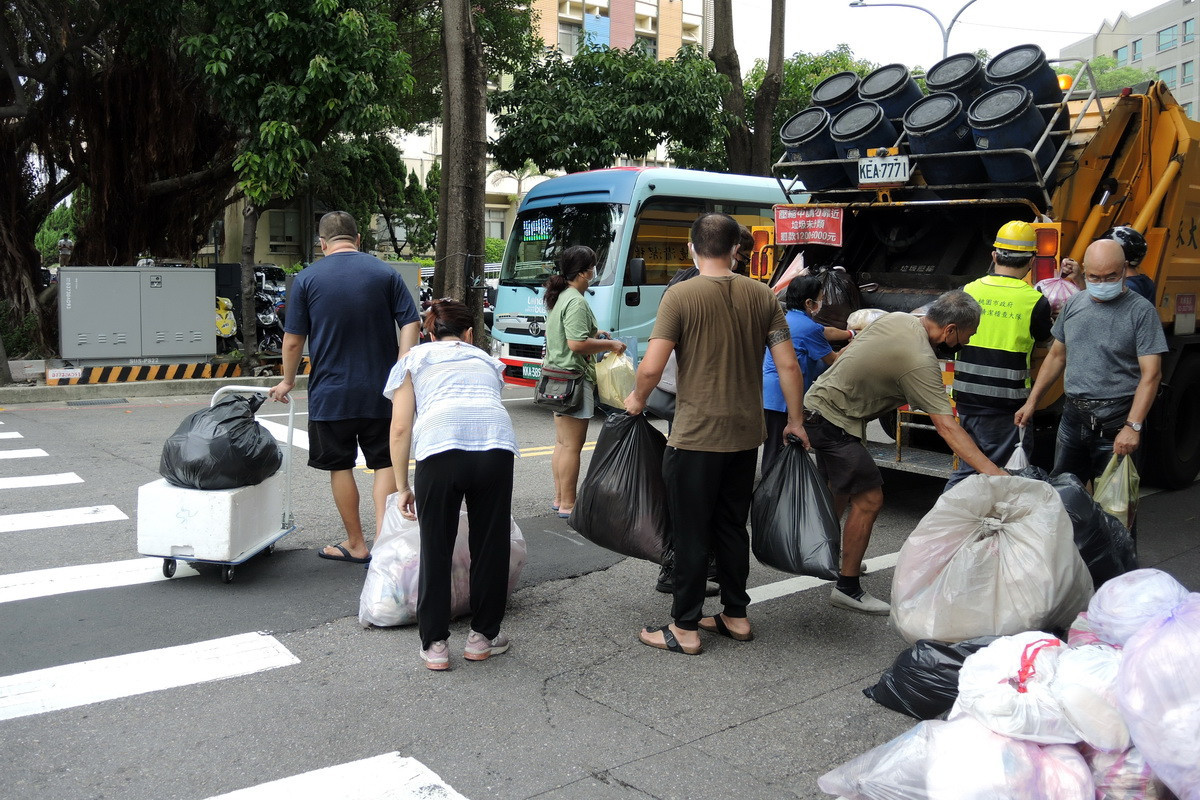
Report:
1003,427,1029,471
1034,744,1095,799
1035,275,1080,313
1049,645,1129,752
1117,592,1200,800
595,352,636,408
358,494,527,628
891,475,1092,644
846,308,887,331
956,631,1079,744
1087,568,1190,647
1081,744,1173,800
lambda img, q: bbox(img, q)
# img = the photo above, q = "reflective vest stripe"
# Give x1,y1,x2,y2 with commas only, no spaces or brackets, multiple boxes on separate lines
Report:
954,361,1028,381
952,377,1031,400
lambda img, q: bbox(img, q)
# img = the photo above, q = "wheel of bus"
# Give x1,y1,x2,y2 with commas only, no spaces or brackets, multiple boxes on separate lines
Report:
1147,354,1200,490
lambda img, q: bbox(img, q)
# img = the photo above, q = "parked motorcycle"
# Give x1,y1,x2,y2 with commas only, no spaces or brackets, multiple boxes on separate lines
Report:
255,289,284,354
215,296,240,354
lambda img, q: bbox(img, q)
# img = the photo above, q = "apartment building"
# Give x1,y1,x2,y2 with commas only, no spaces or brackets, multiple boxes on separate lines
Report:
1060,0,1198,119
530,0,711,59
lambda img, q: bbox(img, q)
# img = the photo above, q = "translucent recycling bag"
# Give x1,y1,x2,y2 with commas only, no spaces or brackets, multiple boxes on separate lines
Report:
1080,744,1174,800
1116,592,1200,800
569,413,667,563
890,475,1092,644
1003,427,1029,471
818,715,1094,800
863,636,998,721
159,394,282,490
1048,644,1128,752
595,352,637,409
1087,567,1190,647
1094,454,1140,530
358,494,527,628
1019,466,1137,589
750,442,840,580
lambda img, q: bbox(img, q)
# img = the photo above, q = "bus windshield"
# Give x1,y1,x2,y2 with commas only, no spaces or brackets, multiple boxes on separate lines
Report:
499,203,626,287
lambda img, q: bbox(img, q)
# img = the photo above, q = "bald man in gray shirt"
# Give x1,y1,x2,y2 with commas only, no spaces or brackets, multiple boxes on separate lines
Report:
1015,239,1167,491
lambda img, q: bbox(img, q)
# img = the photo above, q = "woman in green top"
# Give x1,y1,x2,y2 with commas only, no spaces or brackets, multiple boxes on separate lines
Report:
543,246,627,518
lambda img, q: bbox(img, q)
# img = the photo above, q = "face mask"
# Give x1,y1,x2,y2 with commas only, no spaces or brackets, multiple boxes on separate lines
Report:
933,330,963,359
1086,280,1124,302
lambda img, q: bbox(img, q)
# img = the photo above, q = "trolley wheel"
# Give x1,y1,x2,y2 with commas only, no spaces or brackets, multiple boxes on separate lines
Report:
162,558,177,578
265,543,275,556
221,565,235,583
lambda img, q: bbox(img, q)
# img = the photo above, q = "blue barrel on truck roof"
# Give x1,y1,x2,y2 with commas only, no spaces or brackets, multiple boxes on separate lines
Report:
811,72,862,118
779,107,852,191
831,102,899,184
926,53,988,107
859,64,925,121
904,92,986,188
968,85,1055,184
985,44,1064,125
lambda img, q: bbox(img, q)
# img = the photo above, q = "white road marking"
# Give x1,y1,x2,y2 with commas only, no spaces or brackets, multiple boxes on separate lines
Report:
0,557,199,605
0,632,299,722
204,752,467,800
0,431,22,439
0,448,47,460
748,551,901,606
0,505,128,534
0,472,84,490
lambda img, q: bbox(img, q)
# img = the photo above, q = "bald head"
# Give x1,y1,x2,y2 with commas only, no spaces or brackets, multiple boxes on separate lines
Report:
1082,239,1126,283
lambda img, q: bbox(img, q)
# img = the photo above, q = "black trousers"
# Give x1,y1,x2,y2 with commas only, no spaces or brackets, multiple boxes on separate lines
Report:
663,446,757,630
413,449,514,649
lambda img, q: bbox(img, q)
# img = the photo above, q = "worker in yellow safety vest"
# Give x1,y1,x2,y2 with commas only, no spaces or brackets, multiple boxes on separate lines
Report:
946,220,1053,489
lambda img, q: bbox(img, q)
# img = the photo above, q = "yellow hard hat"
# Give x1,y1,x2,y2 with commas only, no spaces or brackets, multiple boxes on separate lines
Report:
993,220,1037,252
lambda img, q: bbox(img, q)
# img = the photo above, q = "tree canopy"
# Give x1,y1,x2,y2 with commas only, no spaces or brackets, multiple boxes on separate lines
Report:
1056,54,1158,93
489,43,730,174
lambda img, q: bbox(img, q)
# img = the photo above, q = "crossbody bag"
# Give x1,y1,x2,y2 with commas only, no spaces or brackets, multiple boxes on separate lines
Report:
534,365,586,413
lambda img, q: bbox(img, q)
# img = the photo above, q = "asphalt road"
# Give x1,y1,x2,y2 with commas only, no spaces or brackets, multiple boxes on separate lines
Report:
1,383,1197,799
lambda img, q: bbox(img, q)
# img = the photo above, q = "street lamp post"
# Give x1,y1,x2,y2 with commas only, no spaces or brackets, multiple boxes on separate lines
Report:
848,0,983,61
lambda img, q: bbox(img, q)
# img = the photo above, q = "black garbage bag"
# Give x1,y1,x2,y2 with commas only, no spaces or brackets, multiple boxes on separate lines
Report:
864,636,999,720
1018,466,1136,587
750,441,840,579
812,266,863,331
569,413,667,563
160,394,282,490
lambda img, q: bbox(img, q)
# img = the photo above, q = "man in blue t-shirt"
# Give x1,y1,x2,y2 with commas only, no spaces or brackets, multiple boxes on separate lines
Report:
269,211,420,564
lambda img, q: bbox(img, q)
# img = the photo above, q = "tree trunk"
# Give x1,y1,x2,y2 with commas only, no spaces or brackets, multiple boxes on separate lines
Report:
239,204,260,363
710,0,751,174
436,0,488,338
749,0,787,176
0,332,13,386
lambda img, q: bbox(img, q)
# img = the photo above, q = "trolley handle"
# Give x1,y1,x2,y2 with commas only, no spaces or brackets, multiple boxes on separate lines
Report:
210,384,297,529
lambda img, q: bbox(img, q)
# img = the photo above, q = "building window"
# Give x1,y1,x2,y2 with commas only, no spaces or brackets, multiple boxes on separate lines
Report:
635,34,657,58
269,209,300,242
1158,25,1178,52
485,208,506,241
1132,39,1143,61
1158,66,1178,89
1182,102,1194,119
1183,61,1195,86
1184,19,1196,45
1114,45,1129,66
558,22,582,55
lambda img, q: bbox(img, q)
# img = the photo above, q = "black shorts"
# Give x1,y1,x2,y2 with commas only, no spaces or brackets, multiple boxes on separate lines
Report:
803,416,883,497
308,418,392,471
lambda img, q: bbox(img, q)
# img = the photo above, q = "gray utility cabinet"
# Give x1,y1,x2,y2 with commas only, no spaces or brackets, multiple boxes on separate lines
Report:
59,267,215,361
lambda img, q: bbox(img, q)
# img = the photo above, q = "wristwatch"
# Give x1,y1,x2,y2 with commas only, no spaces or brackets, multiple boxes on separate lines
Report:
1125,420,1143,432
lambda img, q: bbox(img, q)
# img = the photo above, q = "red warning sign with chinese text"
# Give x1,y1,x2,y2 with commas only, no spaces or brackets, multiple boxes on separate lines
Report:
774,207,844,247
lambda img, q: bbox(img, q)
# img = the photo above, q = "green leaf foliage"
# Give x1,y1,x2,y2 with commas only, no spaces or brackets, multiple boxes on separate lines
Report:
489,43,729,173
34,202,83,267
1055,54,1159,93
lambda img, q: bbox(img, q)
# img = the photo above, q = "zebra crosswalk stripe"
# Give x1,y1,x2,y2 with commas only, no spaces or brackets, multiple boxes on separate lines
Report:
203,752,467,800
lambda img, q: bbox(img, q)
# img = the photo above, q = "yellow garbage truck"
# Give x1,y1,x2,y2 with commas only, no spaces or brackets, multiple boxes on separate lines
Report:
769,62,1200,488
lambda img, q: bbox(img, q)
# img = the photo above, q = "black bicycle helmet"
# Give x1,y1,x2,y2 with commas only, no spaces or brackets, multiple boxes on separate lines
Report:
1101,225,1147,267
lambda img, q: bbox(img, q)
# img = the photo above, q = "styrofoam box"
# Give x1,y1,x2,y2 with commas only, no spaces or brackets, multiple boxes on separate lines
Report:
137,471,284,562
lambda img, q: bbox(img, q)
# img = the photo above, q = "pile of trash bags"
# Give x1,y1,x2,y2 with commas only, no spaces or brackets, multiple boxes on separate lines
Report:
358,494,527,628
160,394,281,490
827,568,1199,800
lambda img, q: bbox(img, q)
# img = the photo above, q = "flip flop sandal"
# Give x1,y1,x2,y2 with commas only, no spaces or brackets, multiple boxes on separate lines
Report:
698,615,754,642
639,625,702,655
317,543,371,564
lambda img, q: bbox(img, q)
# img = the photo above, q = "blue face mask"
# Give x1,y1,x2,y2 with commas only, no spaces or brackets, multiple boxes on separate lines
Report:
1086,280,1124,302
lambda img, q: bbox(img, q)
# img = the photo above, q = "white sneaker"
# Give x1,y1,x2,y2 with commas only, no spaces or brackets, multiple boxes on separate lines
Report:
421,640,450,670
830,586,890,615
464,631,510,661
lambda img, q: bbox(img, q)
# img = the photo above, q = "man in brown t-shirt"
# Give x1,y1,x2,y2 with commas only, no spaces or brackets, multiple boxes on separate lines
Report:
804,291,1005,615
625,213,808,655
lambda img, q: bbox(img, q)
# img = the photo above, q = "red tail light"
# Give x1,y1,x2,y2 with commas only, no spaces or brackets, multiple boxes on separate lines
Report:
1033,256,1057,283
1035,228,1059,256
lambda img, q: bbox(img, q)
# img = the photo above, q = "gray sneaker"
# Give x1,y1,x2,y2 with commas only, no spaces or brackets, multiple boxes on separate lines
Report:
830,586,890,615
421,640,450,671
464,631,511,661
